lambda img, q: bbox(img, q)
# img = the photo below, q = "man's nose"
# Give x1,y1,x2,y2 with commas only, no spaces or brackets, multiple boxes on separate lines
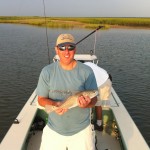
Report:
65,48,69,53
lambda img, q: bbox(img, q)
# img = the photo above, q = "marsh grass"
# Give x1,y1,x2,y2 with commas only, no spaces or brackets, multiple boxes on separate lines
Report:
0,16,150,29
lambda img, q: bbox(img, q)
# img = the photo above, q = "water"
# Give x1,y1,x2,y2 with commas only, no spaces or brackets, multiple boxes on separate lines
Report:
0,24,150,146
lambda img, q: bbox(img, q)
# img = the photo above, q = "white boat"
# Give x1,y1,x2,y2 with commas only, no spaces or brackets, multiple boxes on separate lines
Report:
0,54,149,150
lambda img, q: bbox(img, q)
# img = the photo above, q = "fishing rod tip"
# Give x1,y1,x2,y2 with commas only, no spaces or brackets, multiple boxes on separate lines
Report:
97,26,104,30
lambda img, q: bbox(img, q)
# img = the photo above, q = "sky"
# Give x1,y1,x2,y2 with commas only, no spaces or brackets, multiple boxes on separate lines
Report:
0,0,150,17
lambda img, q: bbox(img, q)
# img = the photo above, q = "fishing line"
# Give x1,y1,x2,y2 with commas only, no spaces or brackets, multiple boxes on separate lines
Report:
42,0,50,64
75,26,103,56
93,30,97,55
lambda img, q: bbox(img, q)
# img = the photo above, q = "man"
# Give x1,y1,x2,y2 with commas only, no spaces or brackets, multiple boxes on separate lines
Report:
36,34,98,150
84,62,112,131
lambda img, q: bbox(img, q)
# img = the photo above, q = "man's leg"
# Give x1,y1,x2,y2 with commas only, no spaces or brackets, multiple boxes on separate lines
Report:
67,125,95,150
40,125,67,150
95,106,103,131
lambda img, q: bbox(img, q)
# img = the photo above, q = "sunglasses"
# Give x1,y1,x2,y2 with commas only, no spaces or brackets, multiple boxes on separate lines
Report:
57,44,76,51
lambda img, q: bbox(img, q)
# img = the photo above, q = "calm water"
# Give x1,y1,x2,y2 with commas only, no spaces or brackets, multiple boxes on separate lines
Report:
0,24,150,146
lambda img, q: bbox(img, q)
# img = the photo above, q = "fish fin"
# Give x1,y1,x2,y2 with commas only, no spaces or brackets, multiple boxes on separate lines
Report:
70,90,81,96
69,103,78,109
90,91,99,99
45,105,57,114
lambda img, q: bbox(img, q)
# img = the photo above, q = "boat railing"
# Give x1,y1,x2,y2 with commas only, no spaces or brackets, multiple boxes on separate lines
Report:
0,90,38,150
53,54,99,64
110,88,149,150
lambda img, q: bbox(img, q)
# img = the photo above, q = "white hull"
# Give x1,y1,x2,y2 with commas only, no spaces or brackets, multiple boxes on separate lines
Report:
1,88,149,150
1,54,149,150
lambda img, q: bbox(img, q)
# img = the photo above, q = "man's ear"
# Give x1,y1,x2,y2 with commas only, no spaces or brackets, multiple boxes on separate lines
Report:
55,46,58,54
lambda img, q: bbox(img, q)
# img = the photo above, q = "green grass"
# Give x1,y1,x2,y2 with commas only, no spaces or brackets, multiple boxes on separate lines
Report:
0,16,150,29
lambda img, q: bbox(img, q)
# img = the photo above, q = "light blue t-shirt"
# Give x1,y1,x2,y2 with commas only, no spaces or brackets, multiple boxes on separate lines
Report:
36,61,98,135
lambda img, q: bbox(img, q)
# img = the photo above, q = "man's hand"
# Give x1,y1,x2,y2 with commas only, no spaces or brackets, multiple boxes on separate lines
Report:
55,108,68,115
77,95,91,108
53,101,68,115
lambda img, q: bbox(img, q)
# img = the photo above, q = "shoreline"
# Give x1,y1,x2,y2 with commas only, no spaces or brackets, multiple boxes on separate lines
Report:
1,23,150,30
110,25,150,30
0,16,150,30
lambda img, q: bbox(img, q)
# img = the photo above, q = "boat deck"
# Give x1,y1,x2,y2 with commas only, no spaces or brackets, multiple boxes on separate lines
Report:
96,130,121,150
27,131,42,150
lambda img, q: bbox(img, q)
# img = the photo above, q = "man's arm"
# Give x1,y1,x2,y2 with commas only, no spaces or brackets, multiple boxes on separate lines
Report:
38,96,60,107
38,96,68,115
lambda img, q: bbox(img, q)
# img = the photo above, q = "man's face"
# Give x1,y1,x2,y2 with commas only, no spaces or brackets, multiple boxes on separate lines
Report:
55,44,76,65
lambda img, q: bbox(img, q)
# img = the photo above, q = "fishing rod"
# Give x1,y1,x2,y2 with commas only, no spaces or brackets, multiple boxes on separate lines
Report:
43,0,103,63
75,26,104,45
42,0,50,64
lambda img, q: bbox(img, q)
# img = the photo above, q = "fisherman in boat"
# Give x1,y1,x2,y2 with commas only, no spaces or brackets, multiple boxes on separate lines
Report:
84,62,112,131
36,34,98,150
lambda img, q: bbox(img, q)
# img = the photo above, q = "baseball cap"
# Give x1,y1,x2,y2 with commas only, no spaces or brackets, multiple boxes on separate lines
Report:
56,34,75,46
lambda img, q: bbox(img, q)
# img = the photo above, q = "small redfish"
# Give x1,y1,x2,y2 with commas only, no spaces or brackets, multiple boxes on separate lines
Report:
45,90,98,114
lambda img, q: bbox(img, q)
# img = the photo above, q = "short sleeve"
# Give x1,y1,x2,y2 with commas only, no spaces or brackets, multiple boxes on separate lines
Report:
36,69,50,97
